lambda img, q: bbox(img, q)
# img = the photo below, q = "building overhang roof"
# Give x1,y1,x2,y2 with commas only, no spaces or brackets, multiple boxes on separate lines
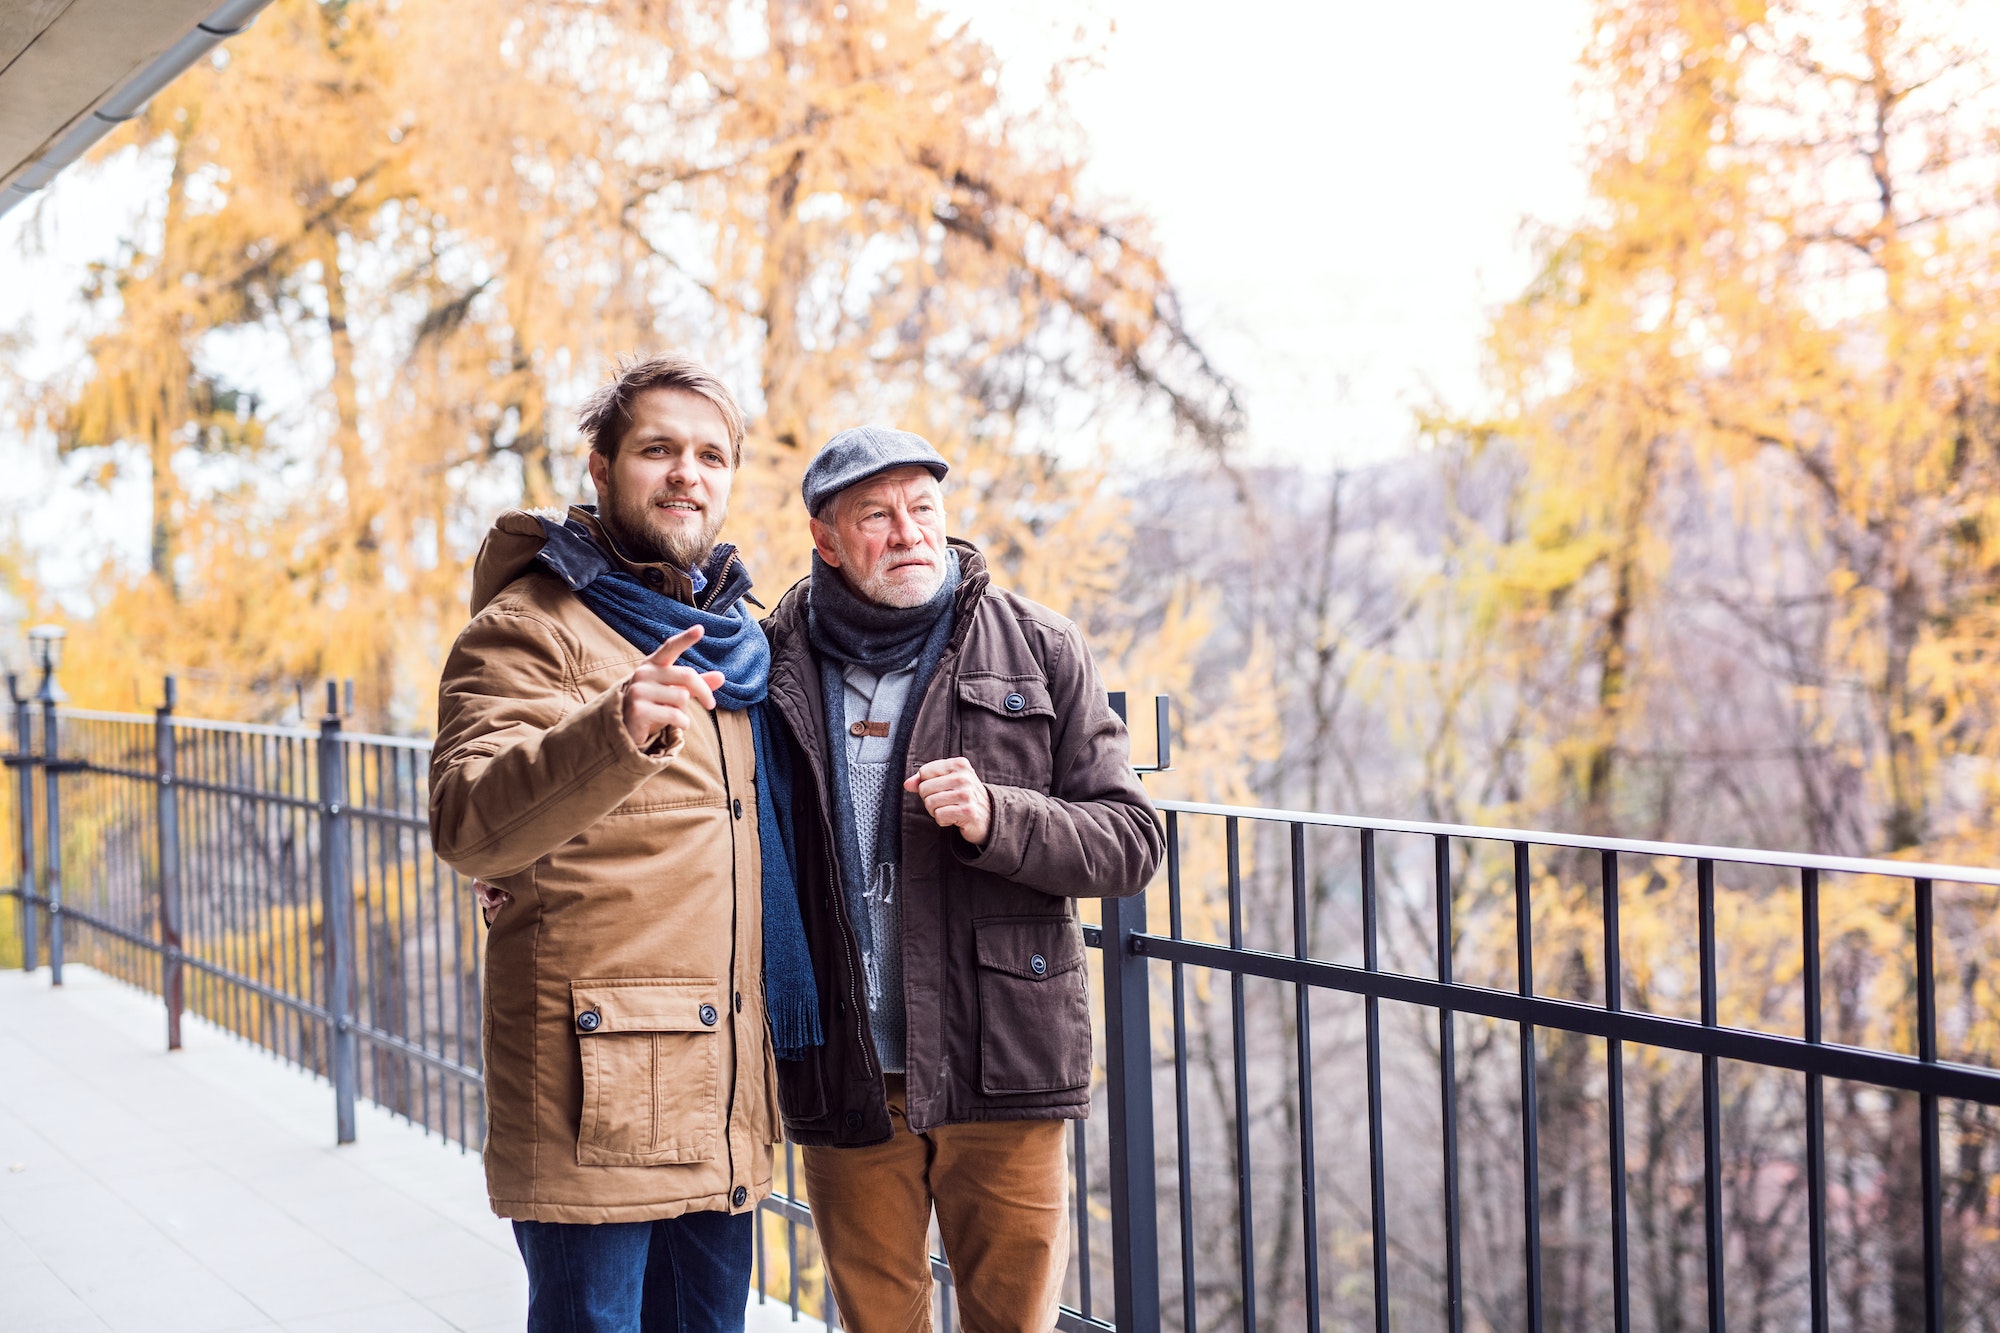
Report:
1,0,272,220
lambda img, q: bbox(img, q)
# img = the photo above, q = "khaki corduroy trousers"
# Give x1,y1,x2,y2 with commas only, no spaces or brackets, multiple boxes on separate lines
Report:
799,1074,1070,1333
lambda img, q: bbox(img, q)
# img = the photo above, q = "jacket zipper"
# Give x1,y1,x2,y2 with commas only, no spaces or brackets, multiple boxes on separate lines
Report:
917,643,962,1127
696,550,740,613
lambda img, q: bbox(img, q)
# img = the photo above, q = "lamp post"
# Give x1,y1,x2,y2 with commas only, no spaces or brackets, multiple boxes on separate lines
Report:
7,670,34,973
27,626,65,985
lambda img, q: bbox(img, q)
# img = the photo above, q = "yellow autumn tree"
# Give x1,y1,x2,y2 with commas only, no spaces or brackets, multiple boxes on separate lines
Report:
1436,2,2000,1324
25,0,1244,740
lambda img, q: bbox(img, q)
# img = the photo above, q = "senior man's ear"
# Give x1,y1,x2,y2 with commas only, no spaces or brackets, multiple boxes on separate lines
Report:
808,515,843,568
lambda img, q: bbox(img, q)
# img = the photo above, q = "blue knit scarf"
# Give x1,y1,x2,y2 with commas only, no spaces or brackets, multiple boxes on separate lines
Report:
535,520,822,1060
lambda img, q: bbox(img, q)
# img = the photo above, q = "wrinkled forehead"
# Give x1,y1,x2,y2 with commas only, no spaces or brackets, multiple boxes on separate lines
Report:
829,466,944,518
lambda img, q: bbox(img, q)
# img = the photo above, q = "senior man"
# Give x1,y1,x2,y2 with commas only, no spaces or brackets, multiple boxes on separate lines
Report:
761,427,1164,1331
430,355,815,1331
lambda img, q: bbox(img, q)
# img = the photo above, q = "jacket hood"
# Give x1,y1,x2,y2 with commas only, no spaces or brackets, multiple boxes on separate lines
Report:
470,509,561,616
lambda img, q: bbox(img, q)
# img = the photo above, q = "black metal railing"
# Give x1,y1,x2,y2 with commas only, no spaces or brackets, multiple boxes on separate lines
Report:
6,670,1999,1331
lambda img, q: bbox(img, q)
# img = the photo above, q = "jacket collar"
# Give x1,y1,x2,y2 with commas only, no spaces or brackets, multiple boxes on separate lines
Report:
550,505,758,614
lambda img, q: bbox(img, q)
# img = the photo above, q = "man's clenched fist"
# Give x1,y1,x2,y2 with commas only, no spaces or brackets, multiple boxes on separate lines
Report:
905,756,993,846
622,624,725,749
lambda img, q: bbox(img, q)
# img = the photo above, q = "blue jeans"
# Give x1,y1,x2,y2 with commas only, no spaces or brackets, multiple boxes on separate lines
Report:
512,1211,753,1332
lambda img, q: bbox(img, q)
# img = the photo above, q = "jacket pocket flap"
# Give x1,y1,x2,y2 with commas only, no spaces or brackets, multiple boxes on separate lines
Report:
973,917,1083,981
571,978,723,1033
958,676,1054,720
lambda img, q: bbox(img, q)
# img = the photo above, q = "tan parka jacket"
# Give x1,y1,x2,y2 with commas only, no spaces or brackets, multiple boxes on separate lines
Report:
430,506,779,1224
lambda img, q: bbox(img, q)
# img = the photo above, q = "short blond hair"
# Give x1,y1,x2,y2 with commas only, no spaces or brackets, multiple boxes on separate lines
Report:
577,354,746,465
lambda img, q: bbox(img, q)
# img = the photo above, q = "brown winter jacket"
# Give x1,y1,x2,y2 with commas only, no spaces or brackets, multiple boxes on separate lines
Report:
429,506,778,1224
763,539,1164,1144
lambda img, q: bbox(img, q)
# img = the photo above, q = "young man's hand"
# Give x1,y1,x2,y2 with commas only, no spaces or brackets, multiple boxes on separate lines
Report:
622,625,725,749
905,757,992,845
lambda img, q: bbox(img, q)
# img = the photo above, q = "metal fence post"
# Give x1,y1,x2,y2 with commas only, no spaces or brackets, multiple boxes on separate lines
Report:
317,682,358,1144
1102,886,1160,1330
156,676,184,1050
39,671,63,987
9,677,36,973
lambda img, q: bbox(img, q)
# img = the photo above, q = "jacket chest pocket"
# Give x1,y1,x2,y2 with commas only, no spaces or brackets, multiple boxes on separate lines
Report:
572,979,723,1166
973,917,1090,1095
956,676,1055,790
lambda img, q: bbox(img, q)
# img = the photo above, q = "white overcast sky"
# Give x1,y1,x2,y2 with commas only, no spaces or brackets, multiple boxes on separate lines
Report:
956,0,1594,463
0,0,1592,605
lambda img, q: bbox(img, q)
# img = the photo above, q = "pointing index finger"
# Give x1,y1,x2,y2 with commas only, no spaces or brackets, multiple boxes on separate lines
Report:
648,625,704,667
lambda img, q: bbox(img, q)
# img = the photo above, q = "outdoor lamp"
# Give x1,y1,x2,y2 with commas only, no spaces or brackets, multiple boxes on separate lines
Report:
28,624,65,675
28,624,66,702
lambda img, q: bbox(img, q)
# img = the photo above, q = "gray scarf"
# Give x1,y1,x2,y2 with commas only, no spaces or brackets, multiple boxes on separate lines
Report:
805,548,961,673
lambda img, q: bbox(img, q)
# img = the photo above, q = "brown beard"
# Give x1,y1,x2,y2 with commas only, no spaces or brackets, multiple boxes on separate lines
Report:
598,481,722,571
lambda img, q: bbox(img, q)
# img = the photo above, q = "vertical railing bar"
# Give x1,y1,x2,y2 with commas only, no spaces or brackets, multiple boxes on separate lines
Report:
361,744,388,1117
1602,850,1630,1333
283,735,305,1069
319,688,358,1143
1291,822,1324,1333
1435,833,1462,1333
1698,858,1726,1332
393,749,431,1130
785,1141,799,1317
385,751,408,1120
286,736,308,1072
442,785,470,1147
246,732,267,1043
179,729,199,1022
1359,827,1387,1333
1101,811,1157,1332
208,730,230,1030
42,689,65,985
1226,816,1256,1333
1801,866,1828,1333
254,733,274,1045
754,1195,766,1306
220,731,243,1039
423,751,449,1137
1168,810,1196,1333
1915,877,1942,1333
189,730,211,1026
1072,1116,1092,1318
1514,841,1543,1332
242,732,262,1050
248,732,269,1051
204,730,222,1029
12,682,38,973
156,679,184,1050
388,747,421,1127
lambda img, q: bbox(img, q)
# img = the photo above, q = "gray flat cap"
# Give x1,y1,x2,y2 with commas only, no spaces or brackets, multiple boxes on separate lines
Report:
801,425,949,516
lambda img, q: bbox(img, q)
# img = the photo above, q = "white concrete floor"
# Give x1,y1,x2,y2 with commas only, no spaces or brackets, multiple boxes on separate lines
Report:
0,966,820,1333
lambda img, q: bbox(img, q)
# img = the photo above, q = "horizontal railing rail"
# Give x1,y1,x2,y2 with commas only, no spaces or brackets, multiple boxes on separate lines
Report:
6,678,1997,1330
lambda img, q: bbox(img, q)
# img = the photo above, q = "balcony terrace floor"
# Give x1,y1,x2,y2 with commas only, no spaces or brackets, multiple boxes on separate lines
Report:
0,966,813,1333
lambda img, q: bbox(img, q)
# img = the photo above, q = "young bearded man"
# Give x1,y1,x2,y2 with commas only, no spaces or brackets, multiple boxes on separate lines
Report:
429,356,818,1332
760,426,1164,1332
